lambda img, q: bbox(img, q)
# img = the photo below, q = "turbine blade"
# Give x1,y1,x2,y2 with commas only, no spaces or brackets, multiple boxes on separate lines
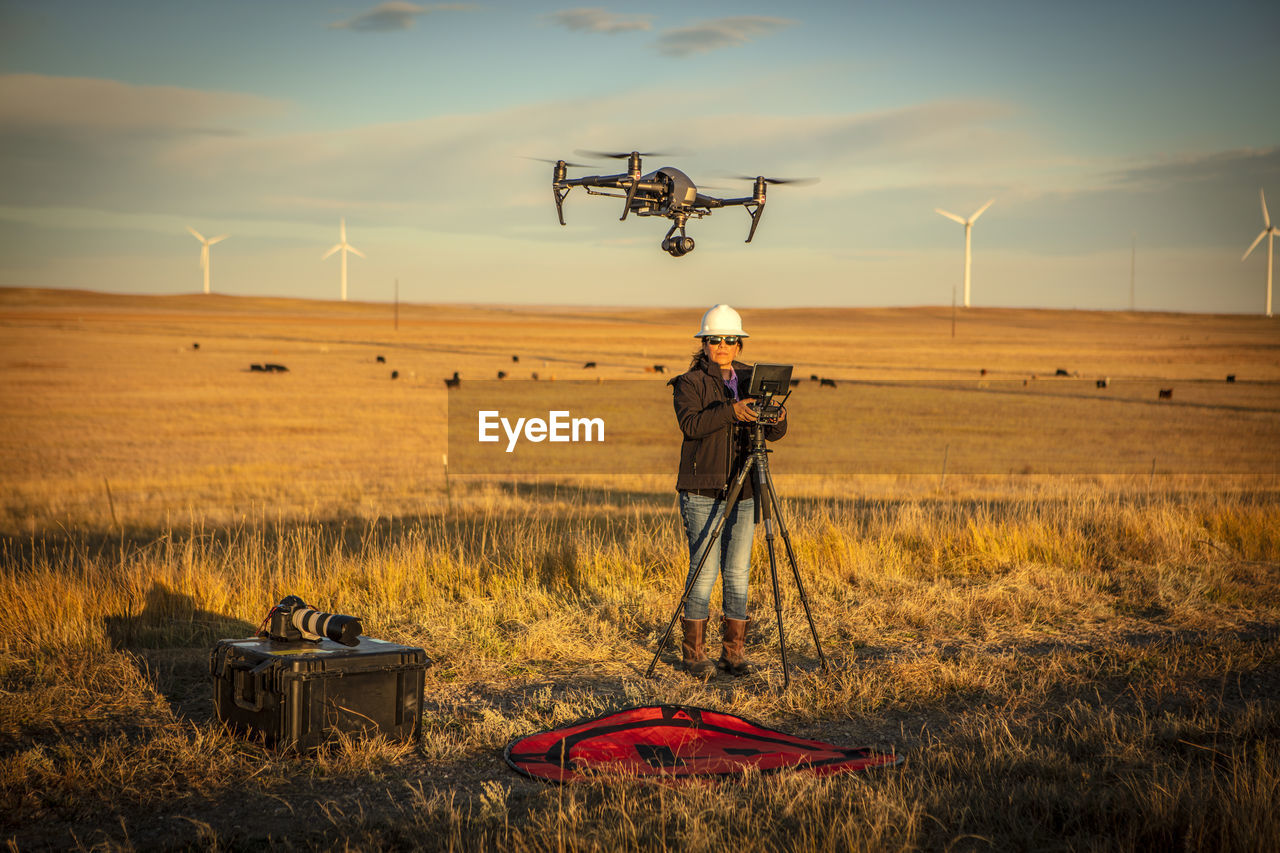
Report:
322,244,341,259
208,235,228,245
1262,188,1271,230
970,198,995,222
187,226,206,242
347,245,366,259
1242,230,1267,260
340,218,347,241
935,208,966,225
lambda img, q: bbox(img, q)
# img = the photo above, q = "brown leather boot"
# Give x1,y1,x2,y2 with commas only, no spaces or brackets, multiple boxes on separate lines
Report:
718,617,759,676
681,618,716,680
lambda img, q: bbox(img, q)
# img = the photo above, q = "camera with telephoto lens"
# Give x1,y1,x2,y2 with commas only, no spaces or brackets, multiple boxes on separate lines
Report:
745,362,793,425
262,595,362,646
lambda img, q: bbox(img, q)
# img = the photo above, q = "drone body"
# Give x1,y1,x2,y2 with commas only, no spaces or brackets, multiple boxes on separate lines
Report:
547,151,809,257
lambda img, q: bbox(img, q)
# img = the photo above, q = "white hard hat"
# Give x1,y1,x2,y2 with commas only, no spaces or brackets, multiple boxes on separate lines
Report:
694,304,749,338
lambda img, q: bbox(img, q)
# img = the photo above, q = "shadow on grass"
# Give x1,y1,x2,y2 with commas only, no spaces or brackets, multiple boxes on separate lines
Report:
11,482,1278,582
101,583,257,722
5,482,671,575
105,582,257,650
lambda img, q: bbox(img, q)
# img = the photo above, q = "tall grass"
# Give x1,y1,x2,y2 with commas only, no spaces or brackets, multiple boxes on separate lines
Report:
3,481,1278,849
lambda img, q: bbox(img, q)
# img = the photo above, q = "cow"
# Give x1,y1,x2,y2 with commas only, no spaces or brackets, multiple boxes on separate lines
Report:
444,371,461,389
789,379,801,387
1055,368,1071,377
653,364,666,374
531,372,539,380
1158,388,1173,399
250,364,266,372
810,374,819,382
820,378,837,388
192,342,200,350
1227,374,1236,383
583,361,597,369
980,368,987,376
1096,378,1109,389
376,355,386,364
512,355,520,363
391,370,399,380
264,363,288,372
497,371,507,379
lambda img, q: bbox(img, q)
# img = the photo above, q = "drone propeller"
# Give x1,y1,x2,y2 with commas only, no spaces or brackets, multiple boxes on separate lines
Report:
726,175,820,186
525,156,592,168
575,149,675,160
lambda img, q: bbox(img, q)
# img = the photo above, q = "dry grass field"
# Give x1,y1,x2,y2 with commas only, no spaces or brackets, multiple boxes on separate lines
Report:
2,287,1279,851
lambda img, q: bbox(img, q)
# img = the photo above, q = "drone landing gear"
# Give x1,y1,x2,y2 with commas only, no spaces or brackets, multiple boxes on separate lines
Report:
662,220,695,258
744,200,764,243
553,185,570,226
744,177,767,243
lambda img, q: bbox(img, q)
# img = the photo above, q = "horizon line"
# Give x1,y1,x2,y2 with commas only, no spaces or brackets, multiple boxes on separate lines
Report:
1,285,1273,319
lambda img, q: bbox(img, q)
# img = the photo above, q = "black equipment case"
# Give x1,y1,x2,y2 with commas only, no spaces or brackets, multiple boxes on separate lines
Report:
210,635,428,750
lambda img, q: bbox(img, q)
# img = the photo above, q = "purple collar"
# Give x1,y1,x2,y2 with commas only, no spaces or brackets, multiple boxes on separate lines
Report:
723,366,739,401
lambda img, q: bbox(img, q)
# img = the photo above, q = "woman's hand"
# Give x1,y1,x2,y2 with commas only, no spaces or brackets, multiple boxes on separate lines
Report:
732,399,759,422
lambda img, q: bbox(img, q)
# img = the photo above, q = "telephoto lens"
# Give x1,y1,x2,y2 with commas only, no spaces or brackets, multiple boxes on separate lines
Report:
291,607,362,646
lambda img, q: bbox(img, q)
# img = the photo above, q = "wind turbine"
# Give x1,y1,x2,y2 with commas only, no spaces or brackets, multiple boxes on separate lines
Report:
322,218,365,301
186,226,227,295
1242,189,1276,317
935,199,993,308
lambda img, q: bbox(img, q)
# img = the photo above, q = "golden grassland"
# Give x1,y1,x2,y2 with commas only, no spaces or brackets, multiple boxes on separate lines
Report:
2,287,1279,851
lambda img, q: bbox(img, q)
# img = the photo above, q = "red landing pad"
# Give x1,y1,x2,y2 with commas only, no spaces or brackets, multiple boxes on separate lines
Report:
504,705,903,783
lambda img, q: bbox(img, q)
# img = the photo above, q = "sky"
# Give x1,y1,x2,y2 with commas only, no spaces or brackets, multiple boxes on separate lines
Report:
1,0,1278,312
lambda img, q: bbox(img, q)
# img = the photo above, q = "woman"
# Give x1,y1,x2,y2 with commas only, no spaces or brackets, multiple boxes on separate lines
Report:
669,304,787,679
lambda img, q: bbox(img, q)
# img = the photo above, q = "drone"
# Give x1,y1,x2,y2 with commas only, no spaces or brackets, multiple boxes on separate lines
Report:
541,150,815,257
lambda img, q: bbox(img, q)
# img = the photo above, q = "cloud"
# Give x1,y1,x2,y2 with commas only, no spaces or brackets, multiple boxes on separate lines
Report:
0,73,1026,243
543,8,651,34
0,74,287,215
612,99,1017,195
328,2,474,32
12,71,1212,261
934,146,1280,256
0,73,282,134
1106,146,1280,191
654,16,795,57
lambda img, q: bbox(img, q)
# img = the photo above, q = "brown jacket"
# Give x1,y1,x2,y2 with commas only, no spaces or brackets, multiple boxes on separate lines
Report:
670,357,787,496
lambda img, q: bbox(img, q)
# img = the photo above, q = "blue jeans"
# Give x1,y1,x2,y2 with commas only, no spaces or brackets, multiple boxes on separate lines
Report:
679,492,754,621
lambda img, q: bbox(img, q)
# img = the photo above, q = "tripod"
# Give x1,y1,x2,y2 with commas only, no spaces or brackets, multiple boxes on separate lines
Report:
646,417,829,688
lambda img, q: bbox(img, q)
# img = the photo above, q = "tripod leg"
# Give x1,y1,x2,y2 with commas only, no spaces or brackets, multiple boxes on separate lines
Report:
646,457,755,678
752,454,790,689
762,523,790,689
763,462,830,672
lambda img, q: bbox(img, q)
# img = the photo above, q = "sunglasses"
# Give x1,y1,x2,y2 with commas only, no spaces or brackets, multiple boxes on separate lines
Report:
703,336,741,346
